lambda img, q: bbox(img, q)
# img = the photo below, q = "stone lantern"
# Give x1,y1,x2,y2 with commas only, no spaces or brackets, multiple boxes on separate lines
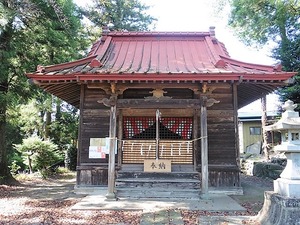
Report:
265,100,300,197
258,100,300,224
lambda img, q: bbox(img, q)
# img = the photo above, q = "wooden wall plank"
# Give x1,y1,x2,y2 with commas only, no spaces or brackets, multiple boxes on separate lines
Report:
79,86,111,165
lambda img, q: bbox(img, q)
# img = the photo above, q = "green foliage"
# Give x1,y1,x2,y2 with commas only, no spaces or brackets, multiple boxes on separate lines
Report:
15,137,62,178
8,100,42,137
9,160,21,175
0,0,88,182
228,0,300,47
50,100,79,149
1,0,157,183
82,0,156,31
66,146,78,171
226,0,300,104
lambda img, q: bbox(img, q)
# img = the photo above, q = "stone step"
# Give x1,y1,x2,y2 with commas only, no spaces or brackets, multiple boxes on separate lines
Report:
116,176,200,188
116,187,201,199
116,171,201,198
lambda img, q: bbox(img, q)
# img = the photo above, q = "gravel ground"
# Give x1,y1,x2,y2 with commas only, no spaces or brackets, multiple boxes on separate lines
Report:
0,173,273,224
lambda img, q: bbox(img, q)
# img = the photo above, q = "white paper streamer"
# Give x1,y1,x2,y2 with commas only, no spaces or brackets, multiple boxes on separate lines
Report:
122,140,125,152
160,145,164,157
187,141,190,153
140,143,144,156
131,142,134,152
171,144,173,156
179,143,181,155
148,145,151,156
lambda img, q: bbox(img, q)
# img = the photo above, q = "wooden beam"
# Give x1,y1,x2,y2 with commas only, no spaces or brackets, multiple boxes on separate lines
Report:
116,99,201,109
122,108,194,117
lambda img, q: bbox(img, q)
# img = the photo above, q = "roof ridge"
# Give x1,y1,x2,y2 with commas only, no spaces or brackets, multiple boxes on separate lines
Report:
106,31,211,37
204,36,225,68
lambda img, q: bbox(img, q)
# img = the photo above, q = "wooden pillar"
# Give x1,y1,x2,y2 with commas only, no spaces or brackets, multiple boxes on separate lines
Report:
200,96,209,199
117,110,123,167
106,103,117,200
233,83,241,177
155,109,160,159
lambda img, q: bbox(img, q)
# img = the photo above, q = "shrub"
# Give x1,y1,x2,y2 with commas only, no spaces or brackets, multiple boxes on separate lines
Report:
15,137,63,178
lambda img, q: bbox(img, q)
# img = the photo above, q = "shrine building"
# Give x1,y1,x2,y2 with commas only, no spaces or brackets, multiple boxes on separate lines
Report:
26,27,296,198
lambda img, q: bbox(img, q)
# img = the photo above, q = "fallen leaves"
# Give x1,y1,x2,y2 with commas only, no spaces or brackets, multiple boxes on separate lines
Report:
0,173,272,225
0,198,142,225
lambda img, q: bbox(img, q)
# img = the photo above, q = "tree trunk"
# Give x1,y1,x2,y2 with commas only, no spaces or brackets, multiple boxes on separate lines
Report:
45,111,52,139
55,97,62,120
0,21,17,185
0,88,15,184
261,96,270,160
28,156,33,174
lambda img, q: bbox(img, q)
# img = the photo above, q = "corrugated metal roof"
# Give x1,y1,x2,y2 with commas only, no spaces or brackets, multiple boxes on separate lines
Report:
31,31,283,76
26,30,296,108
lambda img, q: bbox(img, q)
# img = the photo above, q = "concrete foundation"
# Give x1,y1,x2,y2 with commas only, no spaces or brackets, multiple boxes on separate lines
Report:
257,191,300,225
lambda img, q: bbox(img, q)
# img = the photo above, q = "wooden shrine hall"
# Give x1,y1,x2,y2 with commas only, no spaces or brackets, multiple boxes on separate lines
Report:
27,27,296,199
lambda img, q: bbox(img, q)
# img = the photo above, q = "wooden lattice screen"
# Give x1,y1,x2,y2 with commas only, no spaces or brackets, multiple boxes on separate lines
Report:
121,140,193,164
122,116,193,164
123,116,193,139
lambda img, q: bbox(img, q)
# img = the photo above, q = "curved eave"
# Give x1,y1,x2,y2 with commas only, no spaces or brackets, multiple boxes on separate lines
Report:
33,55,97,74
27,71,295,83
27,74,78,82
76,72,295,83
220,55,280,72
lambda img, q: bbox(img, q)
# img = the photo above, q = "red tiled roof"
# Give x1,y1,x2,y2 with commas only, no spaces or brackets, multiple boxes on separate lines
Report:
26,30,296,108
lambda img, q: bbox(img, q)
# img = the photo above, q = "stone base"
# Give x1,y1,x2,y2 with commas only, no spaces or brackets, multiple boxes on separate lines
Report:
257,191,300,225
274,178,300,197
74,185,107,195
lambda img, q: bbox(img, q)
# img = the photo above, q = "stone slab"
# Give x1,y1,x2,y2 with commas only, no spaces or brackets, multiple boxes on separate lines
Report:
71,192,245,212
140,210,183,225
198,216,255,225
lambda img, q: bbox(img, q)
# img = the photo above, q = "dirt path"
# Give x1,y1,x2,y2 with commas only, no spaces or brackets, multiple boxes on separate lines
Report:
0,173,273,224
231,174,273,213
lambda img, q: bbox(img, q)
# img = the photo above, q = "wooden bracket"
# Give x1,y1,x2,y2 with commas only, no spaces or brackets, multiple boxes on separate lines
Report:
202,83,217,94
98,94,117,107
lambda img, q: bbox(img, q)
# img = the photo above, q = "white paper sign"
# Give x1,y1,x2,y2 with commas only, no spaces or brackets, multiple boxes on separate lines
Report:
88,146,106,158
88,138,117,158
